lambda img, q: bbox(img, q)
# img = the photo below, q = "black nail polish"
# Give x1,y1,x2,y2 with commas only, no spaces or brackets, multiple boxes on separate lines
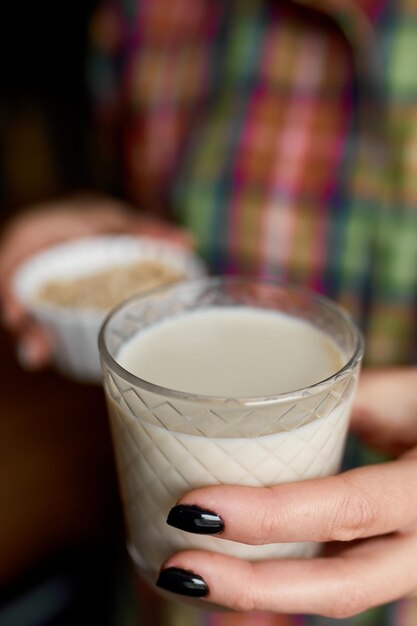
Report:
167,504,224,535
156,567,209,597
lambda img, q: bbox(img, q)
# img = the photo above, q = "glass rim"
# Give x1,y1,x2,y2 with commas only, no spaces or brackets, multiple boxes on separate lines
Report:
98,276,364,407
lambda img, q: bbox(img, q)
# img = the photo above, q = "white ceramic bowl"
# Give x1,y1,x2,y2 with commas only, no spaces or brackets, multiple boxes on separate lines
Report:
12,235,206,383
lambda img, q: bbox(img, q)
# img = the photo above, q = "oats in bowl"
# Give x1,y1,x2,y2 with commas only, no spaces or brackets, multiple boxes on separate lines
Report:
12,235,206,382
36,260,185,311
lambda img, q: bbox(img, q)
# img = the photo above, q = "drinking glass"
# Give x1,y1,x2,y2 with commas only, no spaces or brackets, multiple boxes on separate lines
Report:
98,277,363,594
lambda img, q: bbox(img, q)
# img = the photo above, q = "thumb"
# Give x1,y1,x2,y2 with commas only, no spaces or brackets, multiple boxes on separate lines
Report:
351,367,417,454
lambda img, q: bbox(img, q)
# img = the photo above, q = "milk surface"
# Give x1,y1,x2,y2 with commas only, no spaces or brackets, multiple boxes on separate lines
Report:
118,307,343,396
106,306,356,577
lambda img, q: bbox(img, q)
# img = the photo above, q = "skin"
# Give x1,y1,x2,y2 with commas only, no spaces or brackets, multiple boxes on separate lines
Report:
162,368,417,616
1,202,417,616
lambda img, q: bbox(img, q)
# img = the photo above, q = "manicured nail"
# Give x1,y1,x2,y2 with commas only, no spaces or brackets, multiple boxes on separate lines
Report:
156,567,208,597
167,504,224,535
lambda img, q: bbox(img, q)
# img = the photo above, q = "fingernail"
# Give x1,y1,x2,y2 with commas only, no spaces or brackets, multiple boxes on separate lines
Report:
167,505,224,535
156,567,208,598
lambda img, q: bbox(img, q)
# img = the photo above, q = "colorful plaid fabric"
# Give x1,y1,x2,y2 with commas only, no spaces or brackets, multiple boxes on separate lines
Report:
89,0,417,624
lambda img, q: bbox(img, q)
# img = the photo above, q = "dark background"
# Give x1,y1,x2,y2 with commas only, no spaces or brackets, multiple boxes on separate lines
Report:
0,0,98,216
0,2,132,624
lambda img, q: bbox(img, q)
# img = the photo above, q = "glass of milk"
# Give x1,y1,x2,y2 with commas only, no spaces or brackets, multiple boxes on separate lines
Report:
98,277,363,589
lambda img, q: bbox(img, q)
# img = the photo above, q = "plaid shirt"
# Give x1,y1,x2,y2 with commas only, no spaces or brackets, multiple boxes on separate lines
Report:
89,0,417,624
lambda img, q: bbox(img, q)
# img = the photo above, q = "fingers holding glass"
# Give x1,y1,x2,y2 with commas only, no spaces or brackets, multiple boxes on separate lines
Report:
167,455,417,546
158,453,417,613
157,530,417,615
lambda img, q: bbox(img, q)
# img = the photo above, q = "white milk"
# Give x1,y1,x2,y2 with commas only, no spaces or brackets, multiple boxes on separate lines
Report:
106,307,356,578
118,307,343,396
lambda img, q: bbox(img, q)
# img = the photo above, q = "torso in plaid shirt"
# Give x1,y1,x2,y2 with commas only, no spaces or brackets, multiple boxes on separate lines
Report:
90,0,417,623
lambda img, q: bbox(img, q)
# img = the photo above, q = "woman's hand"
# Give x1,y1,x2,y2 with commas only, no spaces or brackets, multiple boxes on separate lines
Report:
0,194,192,369
156,367,417,617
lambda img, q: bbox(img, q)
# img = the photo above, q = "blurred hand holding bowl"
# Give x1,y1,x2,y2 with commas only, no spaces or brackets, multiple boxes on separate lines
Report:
12,236,205,382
